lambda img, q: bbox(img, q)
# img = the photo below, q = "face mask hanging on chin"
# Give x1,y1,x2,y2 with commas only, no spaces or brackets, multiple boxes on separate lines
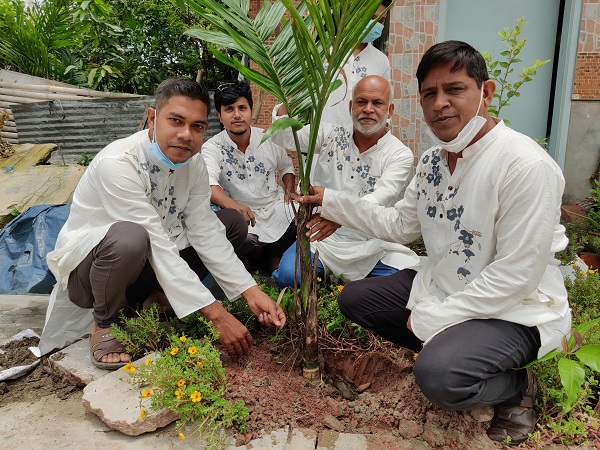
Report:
148,115,192,170
425,85,487,154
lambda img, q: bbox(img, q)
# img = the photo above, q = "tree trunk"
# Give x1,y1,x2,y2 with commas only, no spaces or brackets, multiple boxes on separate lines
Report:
296,202,320,381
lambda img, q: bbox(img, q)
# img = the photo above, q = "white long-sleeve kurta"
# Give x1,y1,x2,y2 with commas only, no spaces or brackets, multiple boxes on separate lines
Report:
272,120,419,281
202,127,295,243
321,121,571,358
34,130,256,356
323,43,391,128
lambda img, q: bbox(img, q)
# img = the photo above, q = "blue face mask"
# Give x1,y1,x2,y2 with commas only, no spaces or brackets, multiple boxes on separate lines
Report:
148,115,192,170
362,21,384,43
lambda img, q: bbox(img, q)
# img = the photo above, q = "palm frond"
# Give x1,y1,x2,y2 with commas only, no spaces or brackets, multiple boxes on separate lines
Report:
183,0,386,187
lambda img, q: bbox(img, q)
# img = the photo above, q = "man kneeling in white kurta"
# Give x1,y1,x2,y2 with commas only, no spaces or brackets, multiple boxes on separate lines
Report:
202,82,297,272
271,75,419,287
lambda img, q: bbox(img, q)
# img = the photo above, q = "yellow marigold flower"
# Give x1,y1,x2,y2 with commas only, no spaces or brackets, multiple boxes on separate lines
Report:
581,271,586,275
317,277,322,282
175,389,183,399
337,285,344,292
138,409,146,420
413,352,419,361
123,363,135,374
196,361,204,370
177,379,185,387
190,391,202,403
145,357,153,365
178,432,185,441
170,347,179,356
188,346,197,355
570,263,576,268
179,335,187,343
589,269,596,275
141,389,152,398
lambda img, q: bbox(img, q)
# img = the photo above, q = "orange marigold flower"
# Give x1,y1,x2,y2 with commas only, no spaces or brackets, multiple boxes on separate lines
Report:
141,389,152,398
170,347,179,356
196,361,204,370
188,346,197,355
337,285,344,292
123,363,135,374
175,389,183,399
138,408,146,420
190,391,202,403
179,335,187,343
145,357,153,365
178,432,185,441
177,379,185,387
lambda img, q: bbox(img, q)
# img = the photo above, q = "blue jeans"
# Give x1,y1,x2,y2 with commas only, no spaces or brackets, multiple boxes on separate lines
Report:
272,242,398,288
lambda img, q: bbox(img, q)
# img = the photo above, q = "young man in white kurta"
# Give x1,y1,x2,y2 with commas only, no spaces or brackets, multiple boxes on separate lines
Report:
297,42,571,444
34,78,285,363
271,75,419,287
202,82,296,271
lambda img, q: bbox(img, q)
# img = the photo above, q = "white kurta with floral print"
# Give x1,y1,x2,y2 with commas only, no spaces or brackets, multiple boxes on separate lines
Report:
34,130,256,356
272,121,420,282
320,121,571,358
202,127,295,243
322,43,391,128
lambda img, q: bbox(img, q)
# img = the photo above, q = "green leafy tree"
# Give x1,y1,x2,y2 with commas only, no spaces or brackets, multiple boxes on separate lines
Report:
0,0,238,93
184,0,388,379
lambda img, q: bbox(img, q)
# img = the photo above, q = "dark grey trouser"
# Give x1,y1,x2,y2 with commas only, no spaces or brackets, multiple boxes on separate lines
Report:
338,270,541,410
68,208,247,328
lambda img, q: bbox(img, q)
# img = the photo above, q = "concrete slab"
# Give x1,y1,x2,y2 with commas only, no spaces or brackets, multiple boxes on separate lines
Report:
0,294,47,341
82,354,178,436
48,337,108,386
316,430,368,450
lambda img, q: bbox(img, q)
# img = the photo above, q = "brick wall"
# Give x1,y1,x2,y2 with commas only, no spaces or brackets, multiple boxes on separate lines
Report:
574,1,600,99
388,1,439,159
573,53,600,99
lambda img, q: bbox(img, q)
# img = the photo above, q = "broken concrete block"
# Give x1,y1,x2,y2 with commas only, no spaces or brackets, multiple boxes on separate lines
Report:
82,354,177,436
48,337,108,386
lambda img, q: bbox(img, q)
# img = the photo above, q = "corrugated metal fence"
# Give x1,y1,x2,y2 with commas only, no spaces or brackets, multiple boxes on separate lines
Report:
0,70,222,164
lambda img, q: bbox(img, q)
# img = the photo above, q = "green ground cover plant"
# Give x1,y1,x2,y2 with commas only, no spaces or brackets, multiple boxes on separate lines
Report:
122,321,247,448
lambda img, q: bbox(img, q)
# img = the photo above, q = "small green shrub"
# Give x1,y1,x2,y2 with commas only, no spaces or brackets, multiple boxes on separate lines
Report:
528,270,600,444
482,17,550,124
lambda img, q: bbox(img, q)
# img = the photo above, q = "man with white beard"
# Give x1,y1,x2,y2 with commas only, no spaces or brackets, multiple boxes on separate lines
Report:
271,75,419,287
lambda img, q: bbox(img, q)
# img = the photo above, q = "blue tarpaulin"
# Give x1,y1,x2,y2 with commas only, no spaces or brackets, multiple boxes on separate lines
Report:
0,204,69,294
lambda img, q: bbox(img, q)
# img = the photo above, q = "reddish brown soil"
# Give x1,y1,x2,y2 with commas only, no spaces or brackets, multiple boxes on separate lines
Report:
222,333,495,448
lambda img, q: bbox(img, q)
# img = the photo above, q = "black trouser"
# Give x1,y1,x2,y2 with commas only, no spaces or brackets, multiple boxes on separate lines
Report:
338,270,541,410
67,209,247,328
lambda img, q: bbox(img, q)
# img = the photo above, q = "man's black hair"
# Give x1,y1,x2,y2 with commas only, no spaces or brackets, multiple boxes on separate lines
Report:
214,81,253,113
416,40,489,92
154,77,211,112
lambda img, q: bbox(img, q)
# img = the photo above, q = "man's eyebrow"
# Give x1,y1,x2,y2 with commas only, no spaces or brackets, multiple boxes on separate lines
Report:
420,81,465,94
167,111,208,125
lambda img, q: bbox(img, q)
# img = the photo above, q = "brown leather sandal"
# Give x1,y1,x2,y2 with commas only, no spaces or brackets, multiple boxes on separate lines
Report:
90,327,130,370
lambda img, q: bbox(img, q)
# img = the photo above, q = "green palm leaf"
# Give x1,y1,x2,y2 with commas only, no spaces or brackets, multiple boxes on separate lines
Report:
184,0,387,188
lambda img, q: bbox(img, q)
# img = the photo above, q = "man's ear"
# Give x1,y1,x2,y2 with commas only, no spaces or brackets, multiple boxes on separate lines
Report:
388,102,395,119
349,100,353,115
147,107,156,133
482,79,496,109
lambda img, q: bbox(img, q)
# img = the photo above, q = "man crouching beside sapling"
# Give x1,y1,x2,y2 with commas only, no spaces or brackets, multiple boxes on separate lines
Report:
33,77,286,367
